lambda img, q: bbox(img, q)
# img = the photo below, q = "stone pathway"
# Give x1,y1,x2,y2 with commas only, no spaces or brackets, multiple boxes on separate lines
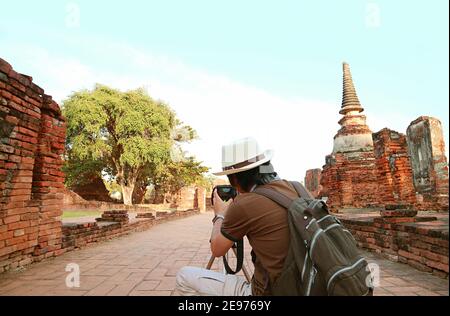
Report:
0,213,448,296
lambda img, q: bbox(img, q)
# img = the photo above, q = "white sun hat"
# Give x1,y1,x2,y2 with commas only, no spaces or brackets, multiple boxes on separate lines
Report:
213,137,274,176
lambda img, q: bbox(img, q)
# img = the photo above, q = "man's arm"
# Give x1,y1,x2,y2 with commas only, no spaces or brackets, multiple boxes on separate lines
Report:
210,190,234,257
210,217,233,257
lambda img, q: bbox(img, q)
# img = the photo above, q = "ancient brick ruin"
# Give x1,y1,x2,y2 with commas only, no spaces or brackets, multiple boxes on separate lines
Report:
70,175,114,202
304,62,449,277
179,186,206,212
0,58,66,271
406,117,449,211
304,168,322,198
320,63,379,209
306,62,449,212
372,128,416,207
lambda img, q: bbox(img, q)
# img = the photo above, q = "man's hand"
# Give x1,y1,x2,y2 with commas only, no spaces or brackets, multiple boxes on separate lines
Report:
210,189,234,257
213,189,232,217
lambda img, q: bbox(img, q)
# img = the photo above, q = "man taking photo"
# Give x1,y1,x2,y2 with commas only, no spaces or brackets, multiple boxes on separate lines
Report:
176,137,300,296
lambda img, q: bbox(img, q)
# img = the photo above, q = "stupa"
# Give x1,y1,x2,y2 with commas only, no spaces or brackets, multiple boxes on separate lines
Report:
321,62,379,211
333,62,374,153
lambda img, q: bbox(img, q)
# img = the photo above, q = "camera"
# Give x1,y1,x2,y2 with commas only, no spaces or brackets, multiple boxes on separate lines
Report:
211,185,237,205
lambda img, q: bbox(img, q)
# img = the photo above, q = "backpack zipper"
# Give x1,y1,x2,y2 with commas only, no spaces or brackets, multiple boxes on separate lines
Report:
308,228,324,257
326,257,366,292
305,266,317,296
301,251,309,281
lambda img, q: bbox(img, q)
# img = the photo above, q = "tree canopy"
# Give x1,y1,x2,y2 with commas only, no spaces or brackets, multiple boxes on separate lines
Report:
62,84,207,205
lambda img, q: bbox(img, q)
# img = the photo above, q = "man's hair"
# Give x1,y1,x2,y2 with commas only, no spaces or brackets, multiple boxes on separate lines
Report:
227,161,277,192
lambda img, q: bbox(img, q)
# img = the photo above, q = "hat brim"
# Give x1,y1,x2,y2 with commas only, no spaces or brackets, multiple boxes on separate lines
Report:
212,150,274,176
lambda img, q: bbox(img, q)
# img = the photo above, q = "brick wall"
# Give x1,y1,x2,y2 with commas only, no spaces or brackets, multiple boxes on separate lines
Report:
373,128,416,206
321,151,380,211
320,122,449,212
340,210,448,278
0,58,66,272
167,185,206,212
176,186,196,209
304,168,322,198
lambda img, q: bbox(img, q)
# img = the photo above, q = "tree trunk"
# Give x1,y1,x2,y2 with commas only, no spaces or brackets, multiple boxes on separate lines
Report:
152,185,165,204
121,184,135,205
132,184,147,204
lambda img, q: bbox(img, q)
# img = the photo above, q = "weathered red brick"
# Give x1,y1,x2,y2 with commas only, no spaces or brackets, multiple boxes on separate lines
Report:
3,215,21,224
407,259,433,273
13,229,25,237
8,220,30,230
6,195,29,203
5,235,28,246
0,231,14,241
425,260,449,273
0,245,17,257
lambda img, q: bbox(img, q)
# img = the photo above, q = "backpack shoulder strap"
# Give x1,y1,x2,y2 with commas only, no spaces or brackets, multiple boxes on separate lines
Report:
290,181,314,199
252,187,294,209
253,180,314,209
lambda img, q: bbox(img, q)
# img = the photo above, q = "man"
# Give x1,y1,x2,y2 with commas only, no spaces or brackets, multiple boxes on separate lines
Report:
176,137,302,296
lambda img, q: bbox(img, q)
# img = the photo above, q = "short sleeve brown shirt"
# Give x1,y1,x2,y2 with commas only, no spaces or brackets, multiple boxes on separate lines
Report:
221,180,299,295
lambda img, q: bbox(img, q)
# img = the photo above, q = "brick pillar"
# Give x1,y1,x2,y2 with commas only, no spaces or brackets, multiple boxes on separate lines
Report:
373,128,416,207
32,95,66,260
0,61,41,270
406,116,449,211
177,186,196,210
304,168,322,198
196,187,206,213
320,155,339,210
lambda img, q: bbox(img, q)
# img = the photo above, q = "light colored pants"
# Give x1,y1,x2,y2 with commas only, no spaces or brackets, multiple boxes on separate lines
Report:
175,266,252,296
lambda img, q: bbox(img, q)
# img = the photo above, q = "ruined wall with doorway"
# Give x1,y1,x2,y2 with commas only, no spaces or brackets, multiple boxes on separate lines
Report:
173,186,206,212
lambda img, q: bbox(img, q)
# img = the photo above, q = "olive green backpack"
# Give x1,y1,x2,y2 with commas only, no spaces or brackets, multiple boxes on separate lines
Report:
253,181,374,296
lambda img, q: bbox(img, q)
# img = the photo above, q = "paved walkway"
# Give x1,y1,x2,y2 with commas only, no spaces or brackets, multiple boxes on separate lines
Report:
0,213,448,296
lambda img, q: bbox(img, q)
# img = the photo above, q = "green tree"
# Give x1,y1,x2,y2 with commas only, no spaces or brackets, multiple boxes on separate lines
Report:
148,156,209,204
63,84,176,205
62,157,105,189
131,123,205,204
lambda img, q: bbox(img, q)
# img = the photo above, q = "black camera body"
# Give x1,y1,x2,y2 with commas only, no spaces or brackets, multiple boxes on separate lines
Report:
211,185,237,205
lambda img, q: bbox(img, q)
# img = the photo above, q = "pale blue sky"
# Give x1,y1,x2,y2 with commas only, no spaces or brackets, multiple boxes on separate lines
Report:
1,0,448,180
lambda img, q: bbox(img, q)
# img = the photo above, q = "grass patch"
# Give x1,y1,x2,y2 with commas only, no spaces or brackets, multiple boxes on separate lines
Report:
62,210,102,219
